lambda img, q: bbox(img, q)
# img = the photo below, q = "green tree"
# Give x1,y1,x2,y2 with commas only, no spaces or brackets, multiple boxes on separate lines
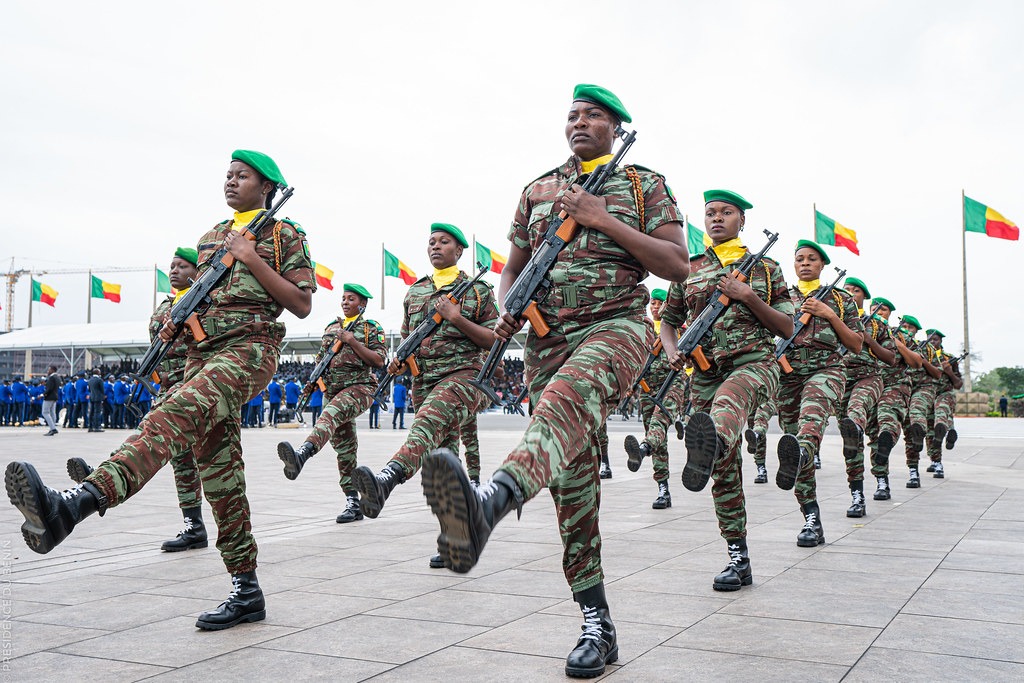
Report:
973,370,1004,395
997,367,1024,397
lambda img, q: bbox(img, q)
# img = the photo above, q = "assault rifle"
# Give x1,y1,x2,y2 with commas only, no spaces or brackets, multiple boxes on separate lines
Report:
372,263,490,405
127,185,294,414
651,229,780,415
617,338,663,413
775,266,847,373
295,308,365,423
838,301,884,357
470,126,638,404
507,385,528,416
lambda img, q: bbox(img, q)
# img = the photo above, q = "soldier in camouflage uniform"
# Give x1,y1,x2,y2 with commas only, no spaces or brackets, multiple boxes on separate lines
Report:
662,190,794,592
899,316,944,488
420,85,689,678
923,329,963,479
7,150,315,631
835,277,892,518
276,283,386,523
623,288,687,508
744,394,777,484
776,240,863,547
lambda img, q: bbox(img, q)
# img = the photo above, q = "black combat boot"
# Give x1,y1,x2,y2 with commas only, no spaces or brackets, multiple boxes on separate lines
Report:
933,461,945,479
351,462,406,518
161,506,208,551
797,501,825,547
599,450,612,479
336,490,363,523
814,453,822,469
674,417,686,440
926,461,936,473
945,428,958,450
754,464,768,484
840,417,863,464
744,428,759,455
846,481,866,518
195,570,266,630
906,467,921,488
875,430,895,466
624,435,650,473
5,461,107,554
933,423,948,450
66,457,94,484
713,539,752,591
651,480,671,509
776,434,808,491
873,476,891,500
421,449,523,573
278,441,316,480
907,423,926,453
428,552,445,569
565,582,618,678
682,412,719,492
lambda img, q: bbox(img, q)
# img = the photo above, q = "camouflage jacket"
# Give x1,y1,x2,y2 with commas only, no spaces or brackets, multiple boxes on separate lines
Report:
844,312,888,380
317,314,387,396
878,324,913,387
906,340,942,390
507,157,682,334
662,248,794,372
784,284,863,370
192,218,316,349
402,270,499,382
934,348,963,394
645,320,674,387
149,295,190,391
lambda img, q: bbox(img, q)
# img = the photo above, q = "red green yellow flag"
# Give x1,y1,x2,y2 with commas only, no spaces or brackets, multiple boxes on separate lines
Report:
31,279,58,307
383,248,417,284
475,241,507,274
156,268,172,294
964,195,1018,241
90,275,121,303
814,210,859,255
311,261,335,290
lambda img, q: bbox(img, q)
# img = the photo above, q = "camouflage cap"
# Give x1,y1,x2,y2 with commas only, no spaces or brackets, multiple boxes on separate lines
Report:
795,239,831,265
231,150,287,187
573,84,631,124
844,276,871,299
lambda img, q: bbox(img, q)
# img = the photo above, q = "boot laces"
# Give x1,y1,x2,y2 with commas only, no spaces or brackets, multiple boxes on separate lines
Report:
757,465,767,475
181,517,195,532
727,543,744,567
909,469,919,479
226,575,243,600
376,467,398,484
851,490,865,506
934,462,944,472
659,481,669,497
345,495,360,511
60,485,86,501
803,512,818,530
877,478,888,491
475,480,498,502
579,605,604,643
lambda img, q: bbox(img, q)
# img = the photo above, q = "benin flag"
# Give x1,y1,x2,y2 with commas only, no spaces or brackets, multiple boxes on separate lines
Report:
964,196,1019,241
384,248,417,284
814,210,859,255
156,268,172,294
91,275,121,303
686,221,710,255
31,279,58,307
312,261,335,290
475,241,508,274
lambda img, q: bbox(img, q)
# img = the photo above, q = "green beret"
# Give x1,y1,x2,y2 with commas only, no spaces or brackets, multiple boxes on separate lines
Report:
872,296,895,312
704,189,753,211
343,283,373,300
844,277,871,299
174,247,198,266
231,149,287,187
794,239,831,265
430,222,469,248
925,328,945,338
572,84,632,124
650,288,668,302
900,315,922,331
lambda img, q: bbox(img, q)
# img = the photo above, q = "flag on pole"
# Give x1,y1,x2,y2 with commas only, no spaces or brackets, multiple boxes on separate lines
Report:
964,196,1019,241
686,221,709,255
156,268,172,293
383,248,417,284
475,241,508,274
90,275,121,303
31,279,58,307
312,261,335,290
814,210,860,255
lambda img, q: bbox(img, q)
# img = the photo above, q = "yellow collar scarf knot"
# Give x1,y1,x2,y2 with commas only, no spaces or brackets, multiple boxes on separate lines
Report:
797,279,821,298
581,154,614,175
343,314,359,327
653,319,662,335
172,286,190,305
712,238,746,267
432,265,460,290
232,209,262,232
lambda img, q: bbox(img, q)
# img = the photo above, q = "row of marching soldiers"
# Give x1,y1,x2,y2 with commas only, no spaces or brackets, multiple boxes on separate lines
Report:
3,84,960,680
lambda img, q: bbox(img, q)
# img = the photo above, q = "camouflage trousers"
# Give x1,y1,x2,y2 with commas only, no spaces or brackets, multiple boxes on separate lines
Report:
149,381,202,510
637,379,685,483
836,374,883,484
499,317,648,592
926,390,957,462
693,358,780,541
867,381,910,477
87,336,278,574
392,369,489,479
778,363,846,506
457,414,481,479
746,394,777,467
307,383,374,491
904,383,937,467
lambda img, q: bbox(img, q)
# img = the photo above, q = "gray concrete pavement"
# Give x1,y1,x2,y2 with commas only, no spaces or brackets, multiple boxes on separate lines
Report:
1,414,1022,681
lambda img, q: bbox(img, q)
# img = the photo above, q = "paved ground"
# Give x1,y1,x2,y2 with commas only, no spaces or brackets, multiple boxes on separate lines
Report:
1,414,1022,681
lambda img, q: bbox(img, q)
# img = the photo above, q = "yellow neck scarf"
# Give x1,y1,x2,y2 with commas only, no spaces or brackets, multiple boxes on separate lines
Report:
432,265,460,290
343,314,359,327
581,154,614,175
797,279,821,298
858,308,865,316
173,286,190,305
653,320,662,335
232,209,262,232
712,238,746,267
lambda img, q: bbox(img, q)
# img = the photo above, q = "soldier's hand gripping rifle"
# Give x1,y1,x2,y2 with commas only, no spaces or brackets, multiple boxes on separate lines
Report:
774,266,847,374
372,263,490,405
469,126,638,404
651,229,780,415
294,307,365,423
127,186,295,415
617,338,663,413
837,301,883,357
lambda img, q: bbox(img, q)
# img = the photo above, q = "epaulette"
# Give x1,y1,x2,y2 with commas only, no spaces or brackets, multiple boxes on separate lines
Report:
218,219,231,226
413,274,432,285
628,164,656,174
365,319,382,328
281,217,305,235
761,256,780,266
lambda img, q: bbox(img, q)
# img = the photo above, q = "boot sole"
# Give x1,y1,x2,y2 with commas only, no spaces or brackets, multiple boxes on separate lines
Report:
277,442,302,481
776,435,803,491
713,575,753,591
933,423,948,446
5,461,57,554
336,512,364,523
945,430,958,450
674,419,685,441
797,535,826,548
934,471,945,479
66,458,93,484
846,508,866,518
744,428,758,455
906,480,921,488
195,609,266,631
351,466,386,519
565,645,619,678
161,539,209,552
421,449,483,574
651,498,671,510
623,435,645,473
875,431,894,466
839,417,861,461
682,413,718,492
907,424,926,452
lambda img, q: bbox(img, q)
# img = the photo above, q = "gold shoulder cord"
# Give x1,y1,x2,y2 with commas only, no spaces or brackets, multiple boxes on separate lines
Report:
762,262,772,306
831,290,845,319
273,222,283,273
625,166,645,229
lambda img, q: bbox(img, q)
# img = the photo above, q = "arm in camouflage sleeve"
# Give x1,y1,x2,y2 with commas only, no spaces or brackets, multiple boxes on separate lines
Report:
339,323,386,368
223,226,312,317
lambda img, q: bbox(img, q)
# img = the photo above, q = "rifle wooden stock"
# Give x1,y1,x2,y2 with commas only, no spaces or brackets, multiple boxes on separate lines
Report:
778,355,794,374
690,345,711,372
407,355,420,377
316,378,326,392
523,301,550,337
185,313,207,342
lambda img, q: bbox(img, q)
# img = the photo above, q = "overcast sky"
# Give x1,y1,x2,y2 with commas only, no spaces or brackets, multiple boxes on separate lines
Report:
2,1,1021,375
